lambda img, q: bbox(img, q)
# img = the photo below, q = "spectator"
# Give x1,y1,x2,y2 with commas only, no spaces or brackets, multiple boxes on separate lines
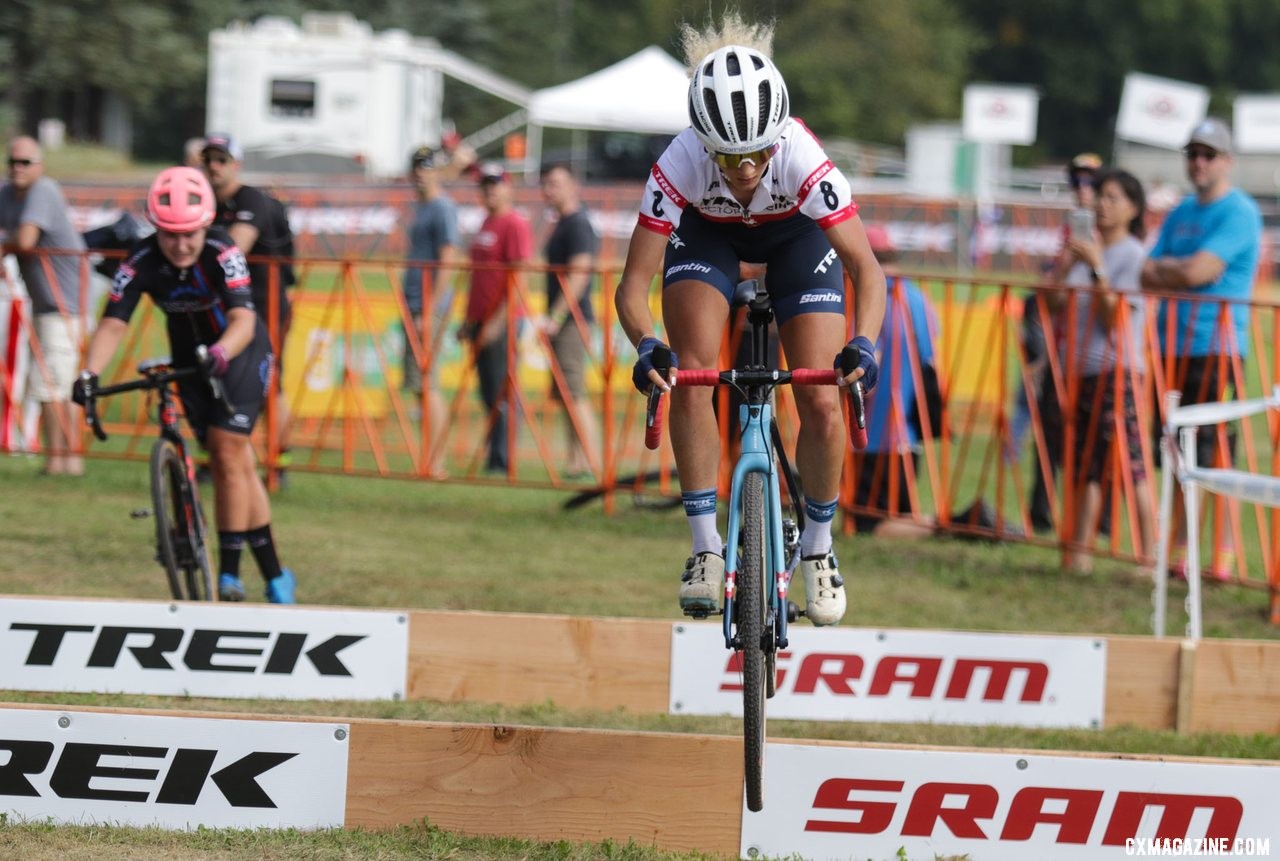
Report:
183,136,205,169
539,162,600,478
201,133,297,483
75,167,295,603
1141,117,1262,580
0,135,88,475
460,163,532,473
852,227,1008,540
403,145,460,478
1020,152,1104,531
1055,169,1154,573
852,226,939,538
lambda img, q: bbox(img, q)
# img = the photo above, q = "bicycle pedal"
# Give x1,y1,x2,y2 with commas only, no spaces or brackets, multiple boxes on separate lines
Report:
786,600,804,622
682,607,723,620
130,509,152,519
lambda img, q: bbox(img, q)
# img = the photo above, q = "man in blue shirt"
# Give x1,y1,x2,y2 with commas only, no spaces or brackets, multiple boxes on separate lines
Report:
1142,117,1262,577
402,145,460,478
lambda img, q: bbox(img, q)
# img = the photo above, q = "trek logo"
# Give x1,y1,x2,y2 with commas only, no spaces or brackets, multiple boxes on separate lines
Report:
10,623,365,676
668,231,685,249
813,248,838,274
0,739,296,808
799,292,843,305
804,778,1243,846
0,598,410,701
720,651,1049,703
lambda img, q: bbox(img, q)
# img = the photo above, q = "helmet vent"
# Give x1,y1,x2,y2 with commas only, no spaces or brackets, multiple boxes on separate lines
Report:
704,88,730,142
751,55,765,71
726,53,741,75
759,83,772,125
731,91,748,140
158,193,171,206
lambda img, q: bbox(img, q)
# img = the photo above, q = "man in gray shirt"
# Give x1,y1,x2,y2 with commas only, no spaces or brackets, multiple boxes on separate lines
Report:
0,135,88,475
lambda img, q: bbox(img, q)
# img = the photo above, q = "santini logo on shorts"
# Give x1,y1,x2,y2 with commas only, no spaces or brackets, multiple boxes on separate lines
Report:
665,262,712,277
799,292,843,304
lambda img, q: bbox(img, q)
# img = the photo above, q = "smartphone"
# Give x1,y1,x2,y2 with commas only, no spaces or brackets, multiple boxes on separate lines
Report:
1068,207,1095,240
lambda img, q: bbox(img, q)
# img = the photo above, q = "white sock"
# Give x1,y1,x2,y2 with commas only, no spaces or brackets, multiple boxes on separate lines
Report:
801,497,838,557
682,489,723,556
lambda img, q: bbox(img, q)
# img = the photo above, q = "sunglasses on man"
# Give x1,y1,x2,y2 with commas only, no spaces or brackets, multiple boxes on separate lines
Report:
1184,147,1220,162
202,153,233,166
7,158,39,168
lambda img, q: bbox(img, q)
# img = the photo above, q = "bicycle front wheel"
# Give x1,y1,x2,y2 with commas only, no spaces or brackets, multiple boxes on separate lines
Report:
739,471,768,812
150,440,214,601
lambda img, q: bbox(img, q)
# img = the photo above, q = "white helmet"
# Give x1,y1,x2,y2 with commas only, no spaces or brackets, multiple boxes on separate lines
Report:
688,45,789,155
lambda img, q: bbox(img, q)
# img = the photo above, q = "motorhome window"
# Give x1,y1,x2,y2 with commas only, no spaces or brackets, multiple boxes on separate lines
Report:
270,80,316,118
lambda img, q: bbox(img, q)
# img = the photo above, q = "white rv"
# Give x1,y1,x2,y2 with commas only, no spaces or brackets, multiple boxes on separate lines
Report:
206,13,529,177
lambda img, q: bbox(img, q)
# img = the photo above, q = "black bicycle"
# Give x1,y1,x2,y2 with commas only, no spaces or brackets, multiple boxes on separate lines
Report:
83,346,227,602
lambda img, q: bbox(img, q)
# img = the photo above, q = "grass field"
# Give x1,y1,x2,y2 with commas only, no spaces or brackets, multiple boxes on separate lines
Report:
2,454,1279,859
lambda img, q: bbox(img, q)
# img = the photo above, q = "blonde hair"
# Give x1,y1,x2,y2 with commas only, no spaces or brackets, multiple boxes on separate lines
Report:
679,10,775,76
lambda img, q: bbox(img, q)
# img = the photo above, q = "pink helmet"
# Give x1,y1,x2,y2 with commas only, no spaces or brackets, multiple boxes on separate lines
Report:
146,167,215,232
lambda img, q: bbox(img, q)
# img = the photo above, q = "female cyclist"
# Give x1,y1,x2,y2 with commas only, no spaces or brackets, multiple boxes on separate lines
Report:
73,167,296,604
615,16,885,626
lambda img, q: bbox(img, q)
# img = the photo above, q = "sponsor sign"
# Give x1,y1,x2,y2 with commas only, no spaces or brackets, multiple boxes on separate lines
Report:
0,598,408,700
1116,73,1209,150
0,708,348,829
669,625,1105,728
1235,94,1280,154
741,743,1279,860
963,84,1040,145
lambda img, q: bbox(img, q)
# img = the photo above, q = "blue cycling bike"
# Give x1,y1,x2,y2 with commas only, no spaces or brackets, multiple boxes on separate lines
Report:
645,280,867,811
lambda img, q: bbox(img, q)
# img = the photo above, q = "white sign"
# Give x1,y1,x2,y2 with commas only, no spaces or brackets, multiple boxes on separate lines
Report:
0,708,348,829
669,625,1105,728
1235,94,1280,153
1116,72,1209,150
0,598,409,700
962,84,1039,145
742,743,1279,860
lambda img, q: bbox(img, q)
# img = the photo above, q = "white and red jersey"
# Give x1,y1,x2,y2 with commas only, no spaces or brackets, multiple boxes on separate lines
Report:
637,118,857,235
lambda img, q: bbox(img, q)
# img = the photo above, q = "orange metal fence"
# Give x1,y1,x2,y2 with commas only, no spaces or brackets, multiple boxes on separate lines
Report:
4,247,1280,619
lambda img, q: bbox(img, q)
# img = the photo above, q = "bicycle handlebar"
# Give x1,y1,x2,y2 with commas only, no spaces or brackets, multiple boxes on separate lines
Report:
83,345,236,442
643,367,868,451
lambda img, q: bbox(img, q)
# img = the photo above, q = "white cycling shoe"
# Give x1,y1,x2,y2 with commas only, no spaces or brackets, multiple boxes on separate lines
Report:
679,551,725,613
801,552,846,626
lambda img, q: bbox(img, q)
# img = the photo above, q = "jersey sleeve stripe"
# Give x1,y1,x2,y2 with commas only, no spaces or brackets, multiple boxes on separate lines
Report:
799,160,837,202
651,165,687,209
637,213,674,235
815,204,858,230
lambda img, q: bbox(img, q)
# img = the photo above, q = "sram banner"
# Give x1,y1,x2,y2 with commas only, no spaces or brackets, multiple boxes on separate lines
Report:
0,708,348,829
741,744,1279,860
0,597,408,700
669,625,1105,728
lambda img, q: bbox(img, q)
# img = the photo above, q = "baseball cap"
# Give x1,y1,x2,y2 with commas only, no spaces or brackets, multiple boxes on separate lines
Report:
1067,152,1102,186
410,145,440,170
477,162,509,185
202,133,243,161
1186,117,1233,154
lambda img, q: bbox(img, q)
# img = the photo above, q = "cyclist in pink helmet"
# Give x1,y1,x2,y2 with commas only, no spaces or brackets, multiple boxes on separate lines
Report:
72,167,297,603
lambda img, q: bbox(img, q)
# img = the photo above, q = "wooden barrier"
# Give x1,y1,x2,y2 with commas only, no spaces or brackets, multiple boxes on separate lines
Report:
6,700,1278,855
408,610,1279,733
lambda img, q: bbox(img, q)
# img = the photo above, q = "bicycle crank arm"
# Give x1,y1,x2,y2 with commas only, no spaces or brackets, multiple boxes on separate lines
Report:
682,607,724,620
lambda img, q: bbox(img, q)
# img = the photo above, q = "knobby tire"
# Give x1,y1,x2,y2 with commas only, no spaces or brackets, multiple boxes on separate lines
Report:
150,440,213,601
740,471,767,812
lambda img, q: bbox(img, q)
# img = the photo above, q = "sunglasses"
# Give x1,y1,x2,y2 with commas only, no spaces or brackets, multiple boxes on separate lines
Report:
202,153,232,166
7,158,38,168
711,145,777,169
1184,147,1220,162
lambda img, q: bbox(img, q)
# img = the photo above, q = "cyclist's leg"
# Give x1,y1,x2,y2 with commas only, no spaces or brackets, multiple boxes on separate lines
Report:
772,229,849,625
660,214,738,609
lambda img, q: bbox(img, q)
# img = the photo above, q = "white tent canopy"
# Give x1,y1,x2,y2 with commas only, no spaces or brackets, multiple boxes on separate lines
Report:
523,46,690,176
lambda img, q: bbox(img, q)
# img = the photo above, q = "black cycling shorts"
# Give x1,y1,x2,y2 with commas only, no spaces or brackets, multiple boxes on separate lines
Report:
661,210,846,324
179,336,274,445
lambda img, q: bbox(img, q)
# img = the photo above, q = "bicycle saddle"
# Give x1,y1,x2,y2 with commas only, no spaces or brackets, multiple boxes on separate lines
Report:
137,357,173,374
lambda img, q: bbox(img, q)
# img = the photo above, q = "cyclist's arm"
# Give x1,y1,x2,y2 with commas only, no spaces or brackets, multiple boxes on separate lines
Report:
216,306,258,359
615,224,668,347
824,216,886,343
81,317,129,376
